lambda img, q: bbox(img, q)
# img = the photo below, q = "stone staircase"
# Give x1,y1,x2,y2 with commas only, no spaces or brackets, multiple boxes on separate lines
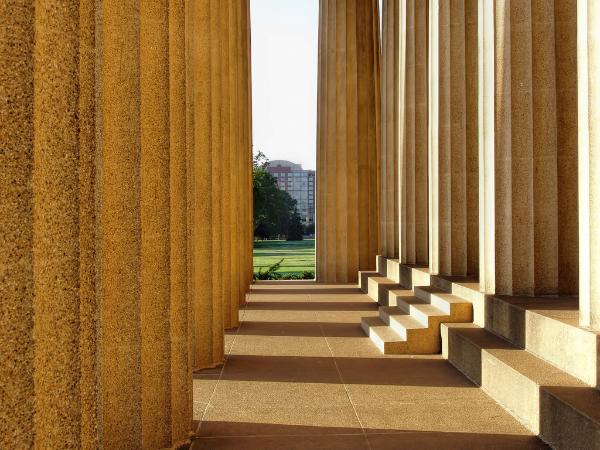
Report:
360,256,600,450
359,257,474,354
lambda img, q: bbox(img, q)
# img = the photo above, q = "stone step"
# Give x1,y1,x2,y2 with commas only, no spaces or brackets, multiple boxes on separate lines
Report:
360,316,406,353
413,285,473,322
483,295,599,387
442,323,600,450
431,275,485,325
379,306,428,337
361,315,447,355
360,269,474,354
359,271,413,307
376,255,401,283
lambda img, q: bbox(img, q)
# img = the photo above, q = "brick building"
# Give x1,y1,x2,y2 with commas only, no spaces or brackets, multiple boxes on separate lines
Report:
266,160,315,224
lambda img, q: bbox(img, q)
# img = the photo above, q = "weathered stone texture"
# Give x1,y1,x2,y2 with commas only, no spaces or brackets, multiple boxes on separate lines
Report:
316,0,381,283
0,0,252,447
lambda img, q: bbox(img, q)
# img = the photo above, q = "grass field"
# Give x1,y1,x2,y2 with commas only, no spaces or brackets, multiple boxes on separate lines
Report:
253,239,315,275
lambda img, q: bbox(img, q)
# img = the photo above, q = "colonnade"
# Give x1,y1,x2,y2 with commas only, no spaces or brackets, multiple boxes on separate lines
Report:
316,0,381,283
0,0,252,448
375,0,598,328
379,0,430,265
477,0,578,296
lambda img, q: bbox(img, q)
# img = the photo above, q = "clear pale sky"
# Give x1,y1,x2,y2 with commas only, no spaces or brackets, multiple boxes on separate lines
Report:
250,0,382,171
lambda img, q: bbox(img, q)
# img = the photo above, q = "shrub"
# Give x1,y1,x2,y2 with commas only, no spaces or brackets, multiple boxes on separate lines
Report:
253,259,284,280
252,261,316,281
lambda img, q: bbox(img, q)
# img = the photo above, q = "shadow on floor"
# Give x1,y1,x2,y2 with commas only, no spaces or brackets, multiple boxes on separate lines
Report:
191,423,549,450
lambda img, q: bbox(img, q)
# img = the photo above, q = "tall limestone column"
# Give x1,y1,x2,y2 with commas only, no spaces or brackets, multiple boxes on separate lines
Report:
170,0,193,442
396,0,429,265
428,0,478,276
194,0,225,369
241,0,253,302
380,0,400,258
316,0,381,283
578,0,600,329
478,0,577,296
33,2,82,448
140,0,172,446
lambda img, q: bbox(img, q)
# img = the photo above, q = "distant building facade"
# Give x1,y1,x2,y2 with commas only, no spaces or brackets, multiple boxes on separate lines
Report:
267,160,315,224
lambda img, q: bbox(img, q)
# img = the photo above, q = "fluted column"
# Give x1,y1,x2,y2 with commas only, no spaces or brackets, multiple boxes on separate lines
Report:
100,1,144,446
397,0,429,265
228,0,241,326
141,0,172,446
380,0,400,258
194,0,224,369
170,0,192,442
241,0,253,306
578,0,600,329
2,0,255,446
478,0,577,296
428,0,478,276
316,0,381,283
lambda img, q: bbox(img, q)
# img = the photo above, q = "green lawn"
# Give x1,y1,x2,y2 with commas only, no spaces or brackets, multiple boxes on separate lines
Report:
253,239,315,275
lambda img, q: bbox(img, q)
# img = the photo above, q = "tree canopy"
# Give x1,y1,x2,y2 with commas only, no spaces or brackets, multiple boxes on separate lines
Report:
253,151,304,240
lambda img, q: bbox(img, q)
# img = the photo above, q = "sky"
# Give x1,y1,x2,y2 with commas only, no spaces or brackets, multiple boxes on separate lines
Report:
250,0,382,172
250,0,320,171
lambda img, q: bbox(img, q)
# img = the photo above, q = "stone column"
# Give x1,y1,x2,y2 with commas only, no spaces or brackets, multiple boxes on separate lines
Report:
316,0,381,283
0,2,35,448
141,0,172,446
170,0,192,442
33,2,82,447
100,0,143,446
193,0,225,369
228,0,241,326
397,0,428,265
380,0,400,258
428,0,477,276
237,0,254,305
220,0,233,330
478,0,577,296
578,0,600,329
79,0,100,447
465,0,479,276
555,0,578,295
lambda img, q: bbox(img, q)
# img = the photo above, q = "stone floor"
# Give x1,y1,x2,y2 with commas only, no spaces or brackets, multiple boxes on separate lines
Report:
191,281,549,450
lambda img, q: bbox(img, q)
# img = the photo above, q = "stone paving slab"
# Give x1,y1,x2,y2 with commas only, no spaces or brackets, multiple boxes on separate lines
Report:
191,281,549,450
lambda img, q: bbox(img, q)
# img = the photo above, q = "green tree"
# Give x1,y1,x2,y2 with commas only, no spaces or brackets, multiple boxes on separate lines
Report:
253,151,291,238
286,206,304,241
276,191,297,238
303,222,315,235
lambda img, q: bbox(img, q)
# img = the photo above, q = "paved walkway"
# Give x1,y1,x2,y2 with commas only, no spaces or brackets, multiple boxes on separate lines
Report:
191,281,548,450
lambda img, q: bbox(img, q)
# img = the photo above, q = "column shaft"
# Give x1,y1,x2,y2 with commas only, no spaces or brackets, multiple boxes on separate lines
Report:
228,0,241,325
100,0,143,445
402,0,416,263
0,3,35,448
479,0,577,295
141,0,172,446
555,0,578,295
170,0,192,441
33,3,82,446
79,0,99,447
317,0,381,283
415,0,429,264
220,0,233,329
465,0,479,275
429,0,477,278
381,0,400,259
478,0,496,294
194,0,224,369
578,0,600,328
